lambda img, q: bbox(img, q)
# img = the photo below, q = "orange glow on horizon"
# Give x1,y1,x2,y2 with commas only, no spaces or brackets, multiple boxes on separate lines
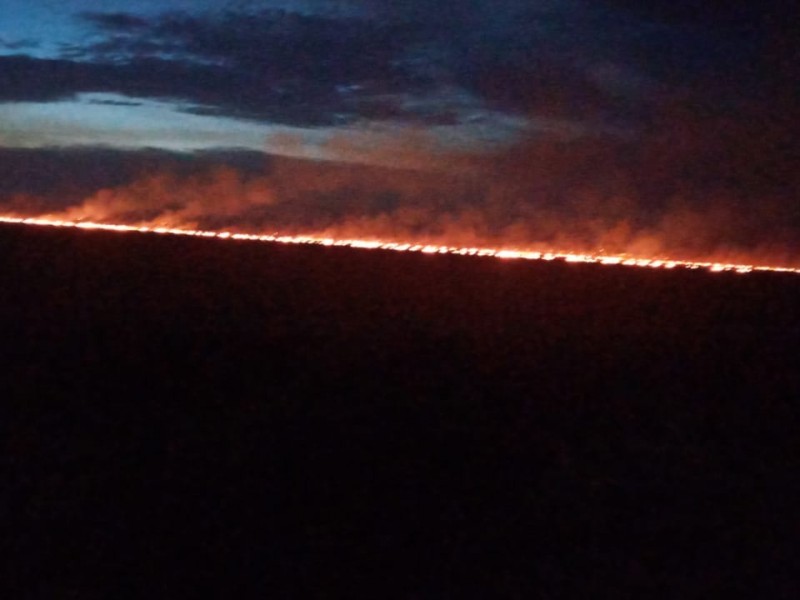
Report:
1,214,799,276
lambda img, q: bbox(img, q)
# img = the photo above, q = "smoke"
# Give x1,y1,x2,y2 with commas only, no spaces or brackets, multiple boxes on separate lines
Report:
53,166,276,228
3,98,798,267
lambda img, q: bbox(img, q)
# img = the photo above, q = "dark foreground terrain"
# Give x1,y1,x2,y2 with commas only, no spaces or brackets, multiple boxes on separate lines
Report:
1,223,798,597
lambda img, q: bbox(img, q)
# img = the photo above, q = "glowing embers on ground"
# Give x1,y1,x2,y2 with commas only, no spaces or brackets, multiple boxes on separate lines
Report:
1,214,799,276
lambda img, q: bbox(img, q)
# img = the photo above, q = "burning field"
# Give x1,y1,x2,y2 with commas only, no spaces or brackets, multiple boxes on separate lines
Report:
1,91,798,600
1,216,799,596
2,101,799,275
3,214,800,275
2,1,798,596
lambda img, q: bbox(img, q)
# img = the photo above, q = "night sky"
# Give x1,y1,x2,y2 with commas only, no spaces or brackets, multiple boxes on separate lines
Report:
1,0,797,262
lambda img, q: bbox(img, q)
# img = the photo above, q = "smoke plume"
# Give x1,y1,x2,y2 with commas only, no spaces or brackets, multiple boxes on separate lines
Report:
2,98,798,267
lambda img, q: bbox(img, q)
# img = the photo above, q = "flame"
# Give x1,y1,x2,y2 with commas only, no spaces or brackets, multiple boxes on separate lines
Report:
1,214,799,275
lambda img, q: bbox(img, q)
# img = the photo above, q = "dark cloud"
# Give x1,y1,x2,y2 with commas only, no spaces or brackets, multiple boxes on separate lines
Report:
599,0,783,29
0,37,39,50
0,54,357,126
75,9,417,70
0,8,446,126
2,2,780,130
61,5,720,121
0,55,94,102
88,98,144,107
79,12,150,31
73,9,426,104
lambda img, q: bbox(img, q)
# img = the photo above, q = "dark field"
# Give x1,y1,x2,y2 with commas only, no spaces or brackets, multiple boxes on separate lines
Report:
1,223,799,597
